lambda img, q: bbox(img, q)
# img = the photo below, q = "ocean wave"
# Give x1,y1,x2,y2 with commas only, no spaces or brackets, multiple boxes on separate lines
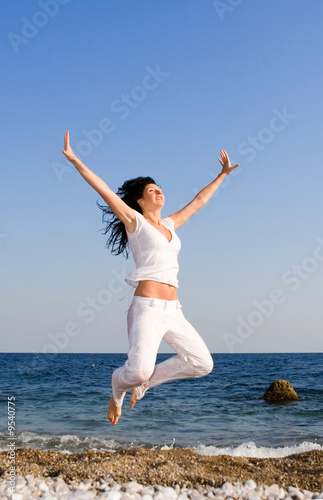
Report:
193,440,323,458
0,431,322,458
0,431,121,454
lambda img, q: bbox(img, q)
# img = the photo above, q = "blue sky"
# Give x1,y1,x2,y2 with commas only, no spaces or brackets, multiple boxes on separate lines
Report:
1,0,322,353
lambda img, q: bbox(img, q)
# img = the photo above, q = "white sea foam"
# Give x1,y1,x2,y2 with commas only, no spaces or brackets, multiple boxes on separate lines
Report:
0,431,119,453
160,438,176,450
193,440,323,458
1,431,322,458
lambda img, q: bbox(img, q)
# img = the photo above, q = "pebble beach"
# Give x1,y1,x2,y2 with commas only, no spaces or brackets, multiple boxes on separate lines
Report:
1,353,322,499
0,448,322,500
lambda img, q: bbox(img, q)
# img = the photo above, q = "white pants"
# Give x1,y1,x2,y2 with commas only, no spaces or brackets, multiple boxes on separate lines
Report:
111,296,214,407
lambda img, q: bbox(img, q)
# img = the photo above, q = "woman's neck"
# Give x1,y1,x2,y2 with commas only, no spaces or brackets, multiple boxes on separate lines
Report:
142,209,162,225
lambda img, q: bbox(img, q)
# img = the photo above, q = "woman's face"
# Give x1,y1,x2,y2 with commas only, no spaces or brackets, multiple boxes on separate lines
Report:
138,183,164,209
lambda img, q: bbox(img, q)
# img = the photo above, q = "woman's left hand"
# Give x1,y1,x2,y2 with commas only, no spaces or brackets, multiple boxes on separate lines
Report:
218,150,239,175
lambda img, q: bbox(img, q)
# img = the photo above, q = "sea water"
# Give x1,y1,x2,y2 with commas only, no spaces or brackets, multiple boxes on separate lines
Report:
0,353,322,457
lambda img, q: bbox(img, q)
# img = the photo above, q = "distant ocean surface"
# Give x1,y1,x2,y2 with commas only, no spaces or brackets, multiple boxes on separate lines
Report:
0,353,322,458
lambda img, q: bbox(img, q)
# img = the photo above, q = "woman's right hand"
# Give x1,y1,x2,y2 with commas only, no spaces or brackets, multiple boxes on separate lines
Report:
62,131,77,162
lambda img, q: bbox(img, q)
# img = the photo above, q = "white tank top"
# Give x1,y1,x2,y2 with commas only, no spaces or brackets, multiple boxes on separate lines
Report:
125,210,181,288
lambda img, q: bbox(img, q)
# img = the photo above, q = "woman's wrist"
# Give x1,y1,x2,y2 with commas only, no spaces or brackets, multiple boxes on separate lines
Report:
70,156,83,168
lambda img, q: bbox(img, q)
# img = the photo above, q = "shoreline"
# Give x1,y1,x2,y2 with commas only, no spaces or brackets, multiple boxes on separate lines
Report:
0,448,322,492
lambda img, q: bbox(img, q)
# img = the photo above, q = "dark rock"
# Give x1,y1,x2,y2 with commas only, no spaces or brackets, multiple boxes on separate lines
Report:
262,379,299,404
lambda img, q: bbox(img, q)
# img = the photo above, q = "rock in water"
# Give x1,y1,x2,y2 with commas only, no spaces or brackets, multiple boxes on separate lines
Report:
262,379,299,403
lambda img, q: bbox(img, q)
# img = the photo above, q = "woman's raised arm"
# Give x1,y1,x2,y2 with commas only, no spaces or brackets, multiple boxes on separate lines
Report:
62,131,136,230
169,150,239,229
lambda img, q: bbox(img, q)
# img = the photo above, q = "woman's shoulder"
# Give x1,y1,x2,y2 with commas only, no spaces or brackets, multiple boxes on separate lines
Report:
161,215,175,229
133,209,144,219
126,210,144,236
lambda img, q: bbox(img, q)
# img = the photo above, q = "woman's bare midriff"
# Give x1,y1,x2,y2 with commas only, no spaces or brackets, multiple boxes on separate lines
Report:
134,280,178,300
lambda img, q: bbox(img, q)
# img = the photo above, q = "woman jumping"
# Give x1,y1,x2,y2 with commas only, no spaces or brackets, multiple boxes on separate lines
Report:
62,131,239,425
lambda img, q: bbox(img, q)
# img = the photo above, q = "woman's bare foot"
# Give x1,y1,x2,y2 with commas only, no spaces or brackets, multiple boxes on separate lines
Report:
129,390,137,408
130,383,148,408
107,396,121,425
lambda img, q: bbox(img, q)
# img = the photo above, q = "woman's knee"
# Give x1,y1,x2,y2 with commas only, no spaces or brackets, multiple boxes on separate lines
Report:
135,367,154,386
205,354,214,375
197,353,214,376
125,344,155,385
124,363,154,387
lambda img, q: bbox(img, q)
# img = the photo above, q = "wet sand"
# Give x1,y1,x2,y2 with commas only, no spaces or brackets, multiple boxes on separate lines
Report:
0,448,322,491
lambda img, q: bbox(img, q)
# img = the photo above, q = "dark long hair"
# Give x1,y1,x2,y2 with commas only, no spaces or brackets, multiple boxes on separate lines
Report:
96,176,156,258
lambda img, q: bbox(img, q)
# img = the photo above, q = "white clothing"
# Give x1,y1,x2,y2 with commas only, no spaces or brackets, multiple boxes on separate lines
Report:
125,210,181,288
111,296,214,407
